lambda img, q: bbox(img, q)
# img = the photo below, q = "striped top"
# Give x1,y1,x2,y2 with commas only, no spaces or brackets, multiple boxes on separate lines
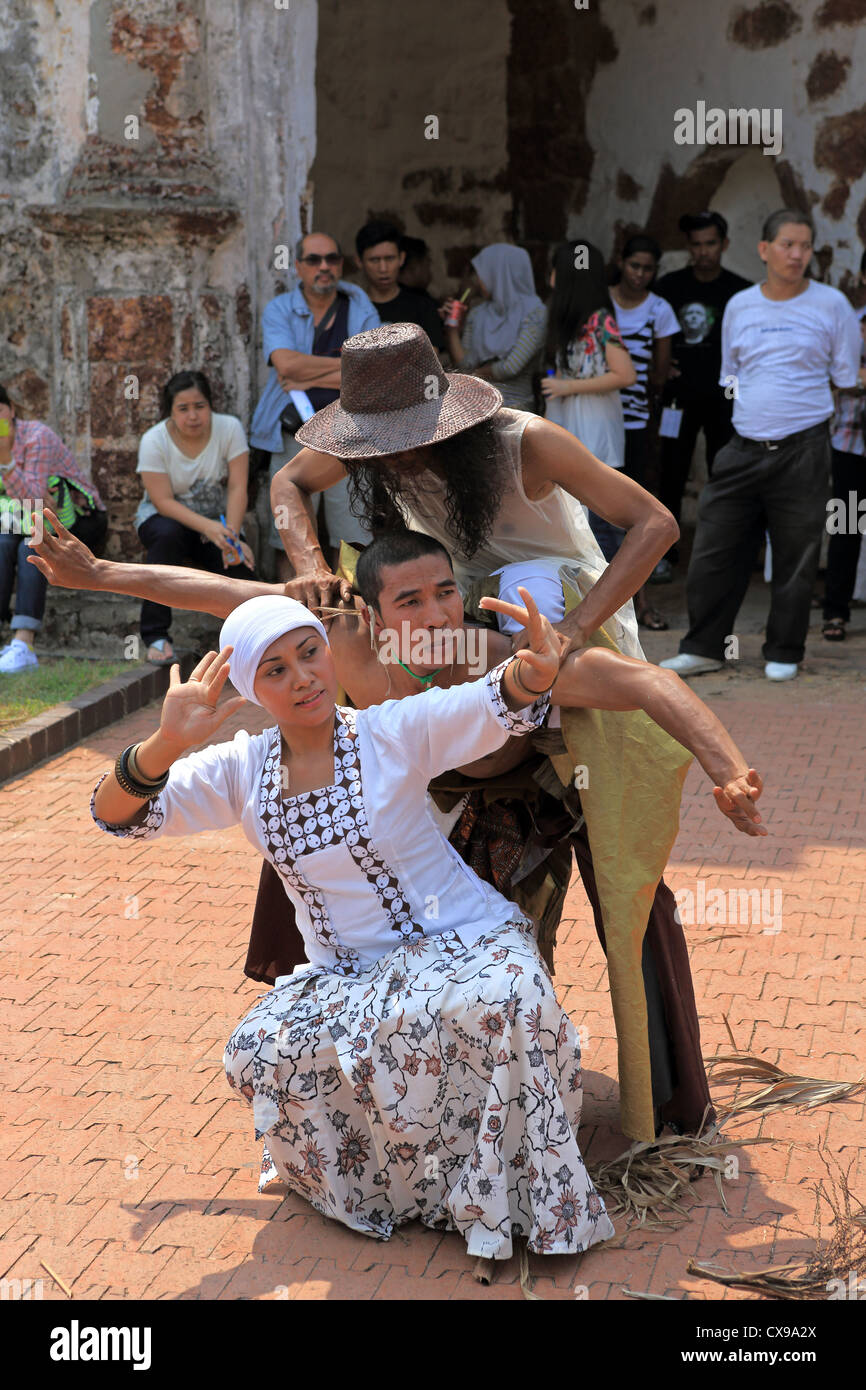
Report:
612,292,679,429
463,304,546,411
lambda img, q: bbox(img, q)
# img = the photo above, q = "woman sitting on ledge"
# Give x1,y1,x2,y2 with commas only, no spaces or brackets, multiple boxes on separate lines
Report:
135,369,256,666
90,589,615,1260
0,383,106,672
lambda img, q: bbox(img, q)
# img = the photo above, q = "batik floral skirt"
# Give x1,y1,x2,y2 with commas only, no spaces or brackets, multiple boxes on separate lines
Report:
224,919,614,1259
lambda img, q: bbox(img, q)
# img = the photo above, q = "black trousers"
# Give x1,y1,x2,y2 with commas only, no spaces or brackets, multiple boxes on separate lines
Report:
658,392,734,561
823,447,865,622
622,426,652,490
679,421,832,665
137,513,254,645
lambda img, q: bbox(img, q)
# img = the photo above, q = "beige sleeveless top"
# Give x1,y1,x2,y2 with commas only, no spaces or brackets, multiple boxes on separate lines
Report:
404,408,643,658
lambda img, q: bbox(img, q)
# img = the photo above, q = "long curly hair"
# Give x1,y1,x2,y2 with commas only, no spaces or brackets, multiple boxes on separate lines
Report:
342,417,505,560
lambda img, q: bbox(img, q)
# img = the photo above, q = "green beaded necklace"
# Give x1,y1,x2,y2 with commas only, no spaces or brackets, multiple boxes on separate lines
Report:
394,658,446,687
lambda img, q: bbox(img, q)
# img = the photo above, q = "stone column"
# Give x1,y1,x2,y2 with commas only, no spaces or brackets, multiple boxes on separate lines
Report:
3,0,318,559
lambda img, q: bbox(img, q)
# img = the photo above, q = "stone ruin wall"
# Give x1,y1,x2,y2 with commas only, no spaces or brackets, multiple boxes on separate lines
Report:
313,0,866,297
577,0,866,291
3,0,866,569
0,0,317,560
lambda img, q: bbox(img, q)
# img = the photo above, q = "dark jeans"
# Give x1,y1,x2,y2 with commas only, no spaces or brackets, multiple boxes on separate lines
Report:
623,425,652,489
0,508,107,633
71,507,109,556
0,532,48,631
658,392,734,562
823,447,865,622
587,504,625,563
680,422,832,665
138,513,255,646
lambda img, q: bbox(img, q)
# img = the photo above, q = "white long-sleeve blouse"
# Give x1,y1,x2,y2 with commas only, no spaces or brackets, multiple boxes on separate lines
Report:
92,660,549,975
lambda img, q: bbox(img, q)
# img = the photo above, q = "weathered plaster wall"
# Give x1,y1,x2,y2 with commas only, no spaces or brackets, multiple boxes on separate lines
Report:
312,0,866,299
4,0,865,569
0,0,317,559
310,0,513,290
504,0,619,285
579,0,866,288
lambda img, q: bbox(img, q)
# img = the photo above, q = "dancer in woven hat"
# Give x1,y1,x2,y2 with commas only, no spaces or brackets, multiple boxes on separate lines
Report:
91,589,617,1259
269,321,675,659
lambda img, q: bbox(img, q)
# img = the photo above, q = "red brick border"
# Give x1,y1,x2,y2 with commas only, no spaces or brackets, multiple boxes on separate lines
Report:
0,653,198,785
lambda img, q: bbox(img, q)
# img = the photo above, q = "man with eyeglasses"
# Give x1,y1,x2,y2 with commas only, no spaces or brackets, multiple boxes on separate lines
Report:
250,232,379,577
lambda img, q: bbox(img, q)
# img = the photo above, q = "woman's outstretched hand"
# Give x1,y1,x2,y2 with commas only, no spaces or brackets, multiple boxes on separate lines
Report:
480,585,569,695
158,647,247,754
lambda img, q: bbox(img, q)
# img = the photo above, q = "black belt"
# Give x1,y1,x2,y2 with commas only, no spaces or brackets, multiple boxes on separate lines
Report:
736,420,830,451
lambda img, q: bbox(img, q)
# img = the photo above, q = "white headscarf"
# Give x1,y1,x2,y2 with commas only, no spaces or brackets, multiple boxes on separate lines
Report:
219,596,328,707
467,244,545,364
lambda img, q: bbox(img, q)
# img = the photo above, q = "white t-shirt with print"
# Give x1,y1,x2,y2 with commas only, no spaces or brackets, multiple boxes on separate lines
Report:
613,293,679,429
720,281,861,441
135,414,248,529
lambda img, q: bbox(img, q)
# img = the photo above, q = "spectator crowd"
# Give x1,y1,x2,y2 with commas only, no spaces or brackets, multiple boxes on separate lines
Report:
1,208,864,679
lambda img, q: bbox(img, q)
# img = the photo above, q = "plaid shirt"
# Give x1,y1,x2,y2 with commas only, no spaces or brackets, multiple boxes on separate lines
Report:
830,305,866,457
0,419,104,507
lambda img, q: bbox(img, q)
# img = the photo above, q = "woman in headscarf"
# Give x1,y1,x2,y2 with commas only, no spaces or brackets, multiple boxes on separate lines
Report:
444,243,546,411
90,590,614,1261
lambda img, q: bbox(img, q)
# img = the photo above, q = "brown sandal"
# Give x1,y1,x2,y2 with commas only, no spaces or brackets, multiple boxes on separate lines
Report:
637,604,669,631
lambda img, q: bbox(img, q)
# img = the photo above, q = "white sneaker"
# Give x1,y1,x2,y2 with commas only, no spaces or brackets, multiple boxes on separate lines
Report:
0,639,39,672
659,653,724,676
765,661,798,681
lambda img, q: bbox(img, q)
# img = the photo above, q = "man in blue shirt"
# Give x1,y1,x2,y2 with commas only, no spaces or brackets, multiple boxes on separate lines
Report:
250,231,379,577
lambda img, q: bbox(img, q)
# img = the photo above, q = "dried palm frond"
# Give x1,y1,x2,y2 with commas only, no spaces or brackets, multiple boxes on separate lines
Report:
591,1054,864,1227
40,1261,72,1297
722,1013,740,1051
622,1288,685,1300
706,1054,865,1119
518,1242,543,1300
688,1152,866,1300
589,1119,772,1227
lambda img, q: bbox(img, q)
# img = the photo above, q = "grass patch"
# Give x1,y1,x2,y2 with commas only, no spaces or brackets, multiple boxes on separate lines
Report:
0,656,133,733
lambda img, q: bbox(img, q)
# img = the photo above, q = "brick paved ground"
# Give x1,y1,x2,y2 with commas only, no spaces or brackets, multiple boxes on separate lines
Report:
1,591,864,1302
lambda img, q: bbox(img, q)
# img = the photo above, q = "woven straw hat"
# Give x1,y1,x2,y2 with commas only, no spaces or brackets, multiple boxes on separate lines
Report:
294,322,503,459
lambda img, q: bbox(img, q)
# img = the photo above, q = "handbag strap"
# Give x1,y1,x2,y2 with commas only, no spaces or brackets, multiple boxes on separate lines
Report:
311,292,346,355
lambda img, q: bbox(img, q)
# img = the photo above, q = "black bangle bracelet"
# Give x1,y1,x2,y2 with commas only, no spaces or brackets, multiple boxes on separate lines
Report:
127,741,169,786
513,658,551,699
114,745,169,799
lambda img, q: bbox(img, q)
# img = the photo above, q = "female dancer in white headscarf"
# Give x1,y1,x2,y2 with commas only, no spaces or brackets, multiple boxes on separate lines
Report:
91,590,614,1260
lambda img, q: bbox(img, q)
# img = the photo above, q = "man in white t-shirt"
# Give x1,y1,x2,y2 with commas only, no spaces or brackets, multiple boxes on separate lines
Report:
661,209,861,682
